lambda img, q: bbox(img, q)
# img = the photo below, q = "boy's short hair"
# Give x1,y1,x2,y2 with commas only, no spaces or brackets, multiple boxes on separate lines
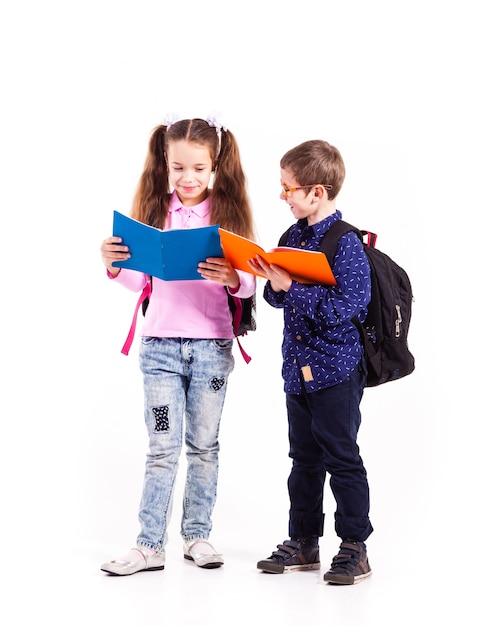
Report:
280,140,345,200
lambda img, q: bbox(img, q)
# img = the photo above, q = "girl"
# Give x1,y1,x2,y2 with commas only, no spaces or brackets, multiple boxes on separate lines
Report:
99,117,256,576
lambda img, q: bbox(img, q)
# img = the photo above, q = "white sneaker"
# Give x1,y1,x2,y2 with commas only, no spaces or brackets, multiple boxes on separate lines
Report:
101,547,165,576
183,539,224,569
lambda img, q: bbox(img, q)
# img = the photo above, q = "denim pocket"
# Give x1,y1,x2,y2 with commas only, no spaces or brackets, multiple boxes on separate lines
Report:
140,336,159,346
212,338,233,351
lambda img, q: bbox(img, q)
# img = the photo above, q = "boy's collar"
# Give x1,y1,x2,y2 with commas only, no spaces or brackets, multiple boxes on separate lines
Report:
297,209,342,235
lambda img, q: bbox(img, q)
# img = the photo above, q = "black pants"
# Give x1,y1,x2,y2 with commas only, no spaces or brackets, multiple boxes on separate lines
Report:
286,362,373,542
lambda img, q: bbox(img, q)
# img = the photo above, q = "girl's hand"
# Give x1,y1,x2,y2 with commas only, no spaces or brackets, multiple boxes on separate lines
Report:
100,236,131,276
198,257,240,290
248,255,292,293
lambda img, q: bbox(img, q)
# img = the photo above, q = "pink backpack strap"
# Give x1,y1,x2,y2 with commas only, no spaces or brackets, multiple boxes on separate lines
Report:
235,336,252,364
121,281,152,355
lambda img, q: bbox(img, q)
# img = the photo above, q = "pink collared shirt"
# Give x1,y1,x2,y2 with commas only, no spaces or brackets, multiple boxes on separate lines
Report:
111,191,256,339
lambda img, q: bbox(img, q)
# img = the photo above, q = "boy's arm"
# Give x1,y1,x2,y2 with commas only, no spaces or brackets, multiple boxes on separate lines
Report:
286,234,370,325
263,280,286,308
270,233,368,323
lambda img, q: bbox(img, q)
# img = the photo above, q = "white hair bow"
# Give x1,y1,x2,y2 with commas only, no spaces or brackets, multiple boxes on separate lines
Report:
206,111,227,132
163,112,181,128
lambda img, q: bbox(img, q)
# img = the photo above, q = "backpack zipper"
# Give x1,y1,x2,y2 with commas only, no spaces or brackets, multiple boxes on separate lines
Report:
395,304,402,338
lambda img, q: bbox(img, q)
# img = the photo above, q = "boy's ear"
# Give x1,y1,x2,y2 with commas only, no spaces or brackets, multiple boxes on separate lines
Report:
313,185,325,199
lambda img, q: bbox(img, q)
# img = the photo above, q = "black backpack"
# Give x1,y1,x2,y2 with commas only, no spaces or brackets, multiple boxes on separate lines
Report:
279,220,415,387
226,290,256,336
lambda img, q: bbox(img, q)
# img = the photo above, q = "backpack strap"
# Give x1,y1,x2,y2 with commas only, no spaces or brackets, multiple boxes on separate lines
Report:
362,230,377,248
235,335,252,364
317,220,363,265
317,221,378,368
278,226,292,247
120,280,152,356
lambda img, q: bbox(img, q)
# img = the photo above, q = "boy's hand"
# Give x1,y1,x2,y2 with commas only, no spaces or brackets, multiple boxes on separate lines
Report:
248,255,292,293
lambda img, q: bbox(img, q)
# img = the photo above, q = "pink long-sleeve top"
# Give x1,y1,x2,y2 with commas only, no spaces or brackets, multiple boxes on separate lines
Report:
110,191,256,339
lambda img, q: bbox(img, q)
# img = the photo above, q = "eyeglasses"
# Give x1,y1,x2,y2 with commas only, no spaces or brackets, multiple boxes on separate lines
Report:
281,182,333,195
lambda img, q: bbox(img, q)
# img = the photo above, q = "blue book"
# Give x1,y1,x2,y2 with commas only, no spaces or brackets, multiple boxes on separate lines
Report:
112,211,223,281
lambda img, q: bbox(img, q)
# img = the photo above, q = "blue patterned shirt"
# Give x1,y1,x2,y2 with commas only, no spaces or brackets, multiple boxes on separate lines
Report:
264,211,371,394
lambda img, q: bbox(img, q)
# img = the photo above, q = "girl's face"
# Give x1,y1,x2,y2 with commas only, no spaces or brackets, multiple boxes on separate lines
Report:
166,140,213,206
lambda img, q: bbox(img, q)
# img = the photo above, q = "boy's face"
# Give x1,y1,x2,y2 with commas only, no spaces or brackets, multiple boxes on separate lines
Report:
280,167,320,224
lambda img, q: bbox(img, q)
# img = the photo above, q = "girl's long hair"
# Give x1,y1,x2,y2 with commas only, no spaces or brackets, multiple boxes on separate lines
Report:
131,118,255,240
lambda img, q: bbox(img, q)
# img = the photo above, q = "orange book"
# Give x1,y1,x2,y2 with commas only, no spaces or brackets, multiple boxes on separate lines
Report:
219,228,336,286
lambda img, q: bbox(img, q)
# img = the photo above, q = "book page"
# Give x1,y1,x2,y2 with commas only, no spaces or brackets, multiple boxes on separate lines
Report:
113,211,163,276
159,225,223,280
112,211,223,280
219,228,336,286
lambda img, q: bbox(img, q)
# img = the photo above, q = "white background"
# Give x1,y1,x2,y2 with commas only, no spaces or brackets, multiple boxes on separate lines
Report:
1,1,480,624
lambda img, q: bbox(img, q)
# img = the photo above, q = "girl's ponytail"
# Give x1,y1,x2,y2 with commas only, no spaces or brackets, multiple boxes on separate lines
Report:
131,125,171,228
211,129,255,240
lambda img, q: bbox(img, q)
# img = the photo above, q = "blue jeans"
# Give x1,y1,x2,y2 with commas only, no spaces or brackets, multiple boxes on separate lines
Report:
286,361,373,542
136,337,234,552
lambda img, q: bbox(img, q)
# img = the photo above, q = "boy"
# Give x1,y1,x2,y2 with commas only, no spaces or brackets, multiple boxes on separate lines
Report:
248,140,373,585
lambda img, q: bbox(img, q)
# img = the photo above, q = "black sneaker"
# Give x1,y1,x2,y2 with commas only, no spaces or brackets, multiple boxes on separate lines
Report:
257,540,320,574
323,540,372,584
